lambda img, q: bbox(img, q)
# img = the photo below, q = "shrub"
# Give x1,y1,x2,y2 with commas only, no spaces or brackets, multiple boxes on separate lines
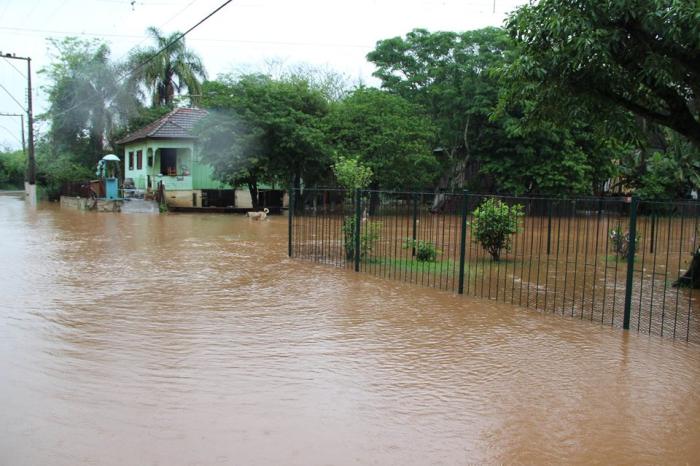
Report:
471,198,524,261
0,149,26,189
342,216,381,260
609,226,629,259
403,239,439,262
36,151,94,200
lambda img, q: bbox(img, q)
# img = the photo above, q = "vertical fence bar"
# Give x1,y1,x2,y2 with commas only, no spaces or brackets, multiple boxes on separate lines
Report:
546,202,552,255
458,190,468,294
354,189,361,272
288,187,294,257
623,196,639,330
411,194,418,257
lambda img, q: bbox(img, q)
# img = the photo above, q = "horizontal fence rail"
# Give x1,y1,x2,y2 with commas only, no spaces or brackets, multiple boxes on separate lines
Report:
288,188,700,344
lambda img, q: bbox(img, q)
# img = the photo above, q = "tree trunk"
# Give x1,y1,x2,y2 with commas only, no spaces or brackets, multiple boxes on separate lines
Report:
673,248,700,288
431,146,458,211
248,180,259,211
369,184,380,216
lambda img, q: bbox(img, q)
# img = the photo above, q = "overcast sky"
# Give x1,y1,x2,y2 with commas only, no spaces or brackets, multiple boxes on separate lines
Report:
0,0,526,149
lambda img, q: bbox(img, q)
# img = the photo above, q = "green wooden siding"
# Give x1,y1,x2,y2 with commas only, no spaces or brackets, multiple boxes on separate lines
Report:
123,138,231,191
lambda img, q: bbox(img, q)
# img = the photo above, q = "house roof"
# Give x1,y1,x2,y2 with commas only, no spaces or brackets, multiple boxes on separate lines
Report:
116,107,208,145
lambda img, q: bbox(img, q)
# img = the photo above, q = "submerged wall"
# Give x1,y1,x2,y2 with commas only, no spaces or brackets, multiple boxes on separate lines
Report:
60,196,123,212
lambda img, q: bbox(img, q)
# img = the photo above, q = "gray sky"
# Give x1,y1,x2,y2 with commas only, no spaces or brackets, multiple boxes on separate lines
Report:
0,0,526,150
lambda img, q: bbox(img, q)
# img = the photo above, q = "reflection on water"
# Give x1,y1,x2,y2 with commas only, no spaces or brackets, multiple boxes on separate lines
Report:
1,194,699,465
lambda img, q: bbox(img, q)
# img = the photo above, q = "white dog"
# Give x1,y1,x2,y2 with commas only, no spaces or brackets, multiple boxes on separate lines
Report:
247,207,269,220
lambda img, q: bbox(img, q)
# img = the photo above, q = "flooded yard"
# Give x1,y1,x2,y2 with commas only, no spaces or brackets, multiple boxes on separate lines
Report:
1,194,699,465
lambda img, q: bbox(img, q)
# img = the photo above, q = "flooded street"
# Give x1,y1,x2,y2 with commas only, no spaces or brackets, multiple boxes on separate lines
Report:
1,194,700,465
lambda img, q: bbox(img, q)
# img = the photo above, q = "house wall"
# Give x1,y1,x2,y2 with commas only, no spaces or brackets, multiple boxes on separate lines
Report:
123,139,233,193
158,189,254,208
192,160,229,190
164,189,198,208
123,139,196,192
121,139,285,210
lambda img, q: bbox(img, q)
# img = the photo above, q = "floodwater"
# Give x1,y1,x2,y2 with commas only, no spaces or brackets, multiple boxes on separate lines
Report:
294,210,700,342
1,194,700,465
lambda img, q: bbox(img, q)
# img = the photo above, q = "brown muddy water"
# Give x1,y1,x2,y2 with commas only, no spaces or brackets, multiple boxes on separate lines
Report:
1,194,700,465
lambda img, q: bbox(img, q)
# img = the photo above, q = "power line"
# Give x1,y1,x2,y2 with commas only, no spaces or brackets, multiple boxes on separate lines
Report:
0,83,26,112
94,0,190,5
0,112,25,152
0,123,22,146
160,0,199,30
0,53,36,187
0,26,372,49
127,0,232,76
110,0,200,65
2,56,27,78
48,0,234,119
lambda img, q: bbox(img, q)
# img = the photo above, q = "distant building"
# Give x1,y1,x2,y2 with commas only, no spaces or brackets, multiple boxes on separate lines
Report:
116,108,284,211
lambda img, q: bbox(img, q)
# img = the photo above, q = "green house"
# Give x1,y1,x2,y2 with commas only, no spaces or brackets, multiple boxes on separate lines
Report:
116,107,281,210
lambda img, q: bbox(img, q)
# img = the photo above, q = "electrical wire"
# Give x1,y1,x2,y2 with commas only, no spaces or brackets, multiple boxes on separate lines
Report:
47,0,234,119
0,124,22,146
0,26,372,49
126,0,232,77
2,56,26,79
0,84,26,112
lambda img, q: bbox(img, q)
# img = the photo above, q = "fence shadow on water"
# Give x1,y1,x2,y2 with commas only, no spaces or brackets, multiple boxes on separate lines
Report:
289,188,700,344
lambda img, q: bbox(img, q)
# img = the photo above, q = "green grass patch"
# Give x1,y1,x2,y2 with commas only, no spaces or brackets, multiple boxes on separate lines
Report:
366,257,457,275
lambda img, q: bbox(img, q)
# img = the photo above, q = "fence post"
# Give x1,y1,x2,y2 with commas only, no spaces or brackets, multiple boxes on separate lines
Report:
288,187,294,257
458,190,469,294
412,193,418,256
623,196,639,330
546,202,553,255
354,189,362,272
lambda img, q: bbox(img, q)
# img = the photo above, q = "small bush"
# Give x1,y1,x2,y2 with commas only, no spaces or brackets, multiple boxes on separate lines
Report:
0,149,26,189
403,239,439,262
471,198,524,261
609,226,629,259
342,216,381,260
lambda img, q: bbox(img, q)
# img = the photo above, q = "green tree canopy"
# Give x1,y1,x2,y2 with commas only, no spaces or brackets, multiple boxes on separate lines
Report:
41,37,136,166
128,27,207,107
198,74,330,208
324,87,438,190
0,149,25,189
368,27,511,189
332,155,373,190
368,27,621,196
502,0,700,148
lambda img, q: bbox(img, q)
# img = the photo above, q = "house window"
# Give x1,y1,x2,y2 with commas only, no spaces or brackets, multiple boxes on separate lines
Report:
147,155,153,167
137,150,143,170
161,148,177,176
128,151,134,170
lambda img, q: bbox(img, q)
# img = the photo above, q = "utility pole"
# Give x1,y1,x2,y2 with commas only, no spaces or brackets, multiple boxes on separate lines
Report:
0,112,25,154
1,52,36,204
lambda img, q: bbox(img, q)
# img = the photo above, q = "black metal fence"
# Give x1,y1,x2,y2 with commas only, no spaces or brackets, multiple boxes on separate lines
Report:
288,188,700,344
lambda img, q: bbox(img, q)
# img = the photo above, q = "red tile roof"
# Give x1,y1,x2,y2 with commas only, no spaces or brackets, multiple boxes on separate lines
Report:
116,107,208,145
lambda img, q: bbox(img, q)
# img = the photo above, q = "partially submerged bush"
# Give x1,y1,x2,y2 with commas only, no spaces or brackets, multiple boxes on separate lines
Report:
403,239,439,262
471,198,524,261
609,225,629,259
342,216,381,260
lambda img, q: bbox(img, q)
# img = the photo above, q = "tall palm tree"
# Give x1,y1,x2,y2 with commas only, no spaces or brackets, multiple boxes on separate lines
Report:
128,27,207,107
